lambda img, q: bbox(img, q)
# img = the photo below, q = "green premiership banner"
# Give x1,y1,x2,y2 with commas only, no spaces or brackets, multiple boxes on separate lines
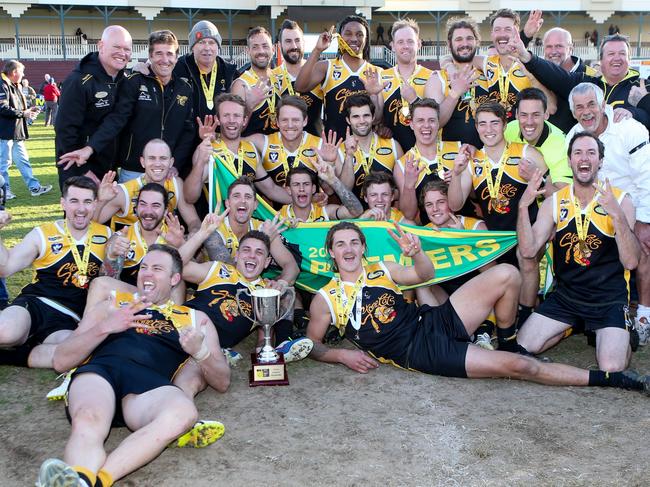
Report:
209,156,517,292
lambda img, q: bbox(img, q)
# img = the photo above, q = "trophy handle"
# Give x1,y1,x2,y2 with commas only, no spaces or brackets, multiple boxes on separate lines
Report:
235,288,254,322
277,287,296,323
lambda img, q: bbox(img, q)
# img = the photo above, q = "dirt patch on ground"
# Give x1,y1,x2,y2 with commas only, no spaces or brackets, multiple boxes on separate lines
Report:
1,335,649,486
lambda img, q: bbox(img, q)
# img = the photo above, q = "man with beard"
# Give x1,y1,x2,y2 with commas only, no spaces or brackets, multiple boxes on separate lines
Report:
394,98,461,222
56,26,132,187
247,96,348,189
94,139,201,234
100,183,185,286
0,177,110,369
516,132,639,371
280,164,363,225
504,88,572,189
58,30,196,181
448,101,547,331
509,32,650,130
272,20,324,136
341,94,402,198
184,94,292,208
425,17,483,148
232,27,279,136
378,19,433,151
565,83,650,345
295,15,383,136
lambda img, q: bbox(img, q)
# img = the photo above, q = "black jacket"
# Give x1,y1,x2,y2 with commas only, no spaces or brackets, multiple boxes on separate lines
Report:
0,74,28,140
56,52,125,177
173,53,237,123
548,56,592,133
523,53,650,131
85,72,195,174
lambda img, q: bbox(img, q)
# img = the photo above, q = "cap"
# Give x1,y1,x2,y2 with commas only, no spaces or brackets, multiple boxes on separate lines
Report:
189,20,222,48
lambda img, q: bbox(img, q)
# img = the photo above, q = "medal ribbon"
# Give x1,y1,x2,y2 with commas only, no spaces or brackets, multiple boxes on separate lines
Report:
483,144,511,201
150,299,175,322
279,133,309,177
282,65,296,96
136,221,168,255
397,67,419,118
412,141,444,177
354,134,378,176
199,62,217,110
63,221,92,283
571,184,599,244
215,140,246,175
496,62,512,109
334,270,365,334
333,33,363,59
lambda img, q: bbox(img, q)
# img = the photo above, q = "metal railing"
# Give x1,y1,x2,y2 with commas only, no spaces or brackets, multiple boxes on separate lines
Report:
5,36,650,65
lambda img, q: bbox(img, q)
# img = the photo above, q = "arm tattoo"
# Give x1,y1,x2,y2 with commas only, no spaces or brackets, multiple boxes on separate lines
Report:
100,255,123,278
330,177,363,217
204,232,235,264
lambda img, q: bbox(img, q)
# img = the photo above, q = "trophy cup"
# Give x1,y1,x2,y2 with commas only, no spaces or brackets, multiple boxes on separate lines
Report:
236,286,296,387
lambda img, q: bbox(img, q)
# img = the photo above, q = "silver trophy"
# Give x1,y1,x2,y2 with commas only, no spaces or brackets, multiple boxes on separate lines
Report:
236,286,296,386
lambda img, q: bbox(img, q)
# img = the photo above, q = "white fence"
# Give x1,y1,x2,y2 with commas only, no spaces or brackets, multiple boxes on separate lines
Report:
3,35,650,65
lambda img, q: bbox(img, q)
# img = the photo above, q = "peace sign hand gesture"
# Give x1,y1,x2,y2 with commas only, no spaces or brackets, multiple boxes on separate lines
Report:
388,222,422,257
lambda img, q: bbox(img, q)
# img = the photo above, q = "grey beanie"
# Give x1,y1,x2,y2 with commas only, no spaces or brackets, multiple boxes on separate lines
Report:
189,20,222,48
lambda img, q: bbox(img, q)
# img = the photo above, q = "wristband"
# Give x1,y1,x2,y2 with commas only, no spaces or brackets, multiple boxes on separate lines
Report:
193,340,211,362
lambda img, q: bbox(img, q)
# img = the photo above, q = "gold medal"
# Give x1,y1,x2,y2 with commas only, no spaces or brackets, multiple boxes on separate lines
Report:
400,104,410,118
77,274,88,288
206,100,214,110
437,169,446,180
64,221,93,289
578,240,590,256
200,62,217,111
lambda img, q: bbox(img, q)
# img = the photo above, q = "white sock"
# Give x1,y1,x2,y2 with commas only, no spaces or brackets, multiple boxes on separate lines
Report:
637,304,650,319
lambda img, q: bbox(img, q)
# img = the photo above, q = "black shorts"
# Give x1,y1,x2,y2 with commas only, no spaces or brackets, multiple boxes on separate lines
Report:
406,300,470,378
535,291,631,332
70,356,182,426
11,294,79,346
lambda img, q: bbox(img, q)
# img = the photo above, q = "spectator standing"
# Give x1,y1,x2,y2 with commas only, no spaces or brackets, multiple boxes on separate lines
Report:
43,80,61,127
0,60,53,200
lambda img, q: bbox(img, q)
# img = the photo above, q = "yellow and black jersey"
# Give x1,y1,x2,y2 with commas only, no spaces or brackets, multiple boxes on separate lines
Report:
380,65,432,151
186,261,267,348
92,291,196,377
271,65,324,136
318,262,418,362
278,203,330,222
322,58,378,135
437,69,482,148
424,215,483,230
238,68,279,136
475,56,532,119
551,184,629,304
119,222,167,286
343,134,398,197
20,221,110,316
211,139,259,181
385,207,406,223
397,141,460,197
262,131,320,186
216,218,263,258
111,175,179,230
468,142,537,231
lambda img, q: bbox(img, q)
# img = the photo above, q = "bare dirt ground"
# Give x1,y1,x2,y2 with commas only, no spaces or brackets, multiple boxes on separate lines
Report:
1,334,649,487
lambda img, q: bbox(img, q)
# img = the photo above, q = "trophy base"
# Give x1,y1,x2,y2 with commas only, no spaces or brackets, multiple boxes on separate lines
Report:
249,352,289,387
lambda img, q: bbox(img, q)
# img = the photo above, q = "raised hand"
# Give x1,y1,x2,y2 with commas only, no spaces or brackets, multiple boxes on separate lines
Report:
105,294,152,334
523,10,544,39
161,213,186,248
315,26,334,54
314,153,337,185
361,67,388,95
57,146,93,170
97,170,119,202
194,135,214,168
399,73,418,103
387,222,422,257
199,208,229,235
316,129,341,163
260,213,288,241
518,157,538,182
452,146,471,176
595,178,624,220
628,79,647,107
506,31,531,62
312,191,329,207
403,151,424,189
197,114,218,140
449,65,479,98
106,230,130,260
446,213,464,230
343,126,358,157
179,319,209,360
613,107,633,122
249,79,272,108
360,207,387,221
519,168,545,208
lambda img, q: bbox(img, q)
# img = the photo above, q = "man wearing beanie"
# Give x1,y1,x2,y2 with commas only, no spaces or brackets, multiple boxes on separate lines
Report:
177,20,237,126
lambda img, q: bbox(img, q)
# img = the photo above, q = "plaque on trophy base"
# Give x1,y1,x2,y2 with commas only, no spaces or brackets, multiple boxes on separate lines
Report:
249,352,289,386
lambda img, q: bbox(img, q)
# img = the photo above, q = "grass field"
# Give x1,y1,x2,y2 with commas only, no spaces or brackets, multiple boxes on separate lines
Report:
4,117,62,297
